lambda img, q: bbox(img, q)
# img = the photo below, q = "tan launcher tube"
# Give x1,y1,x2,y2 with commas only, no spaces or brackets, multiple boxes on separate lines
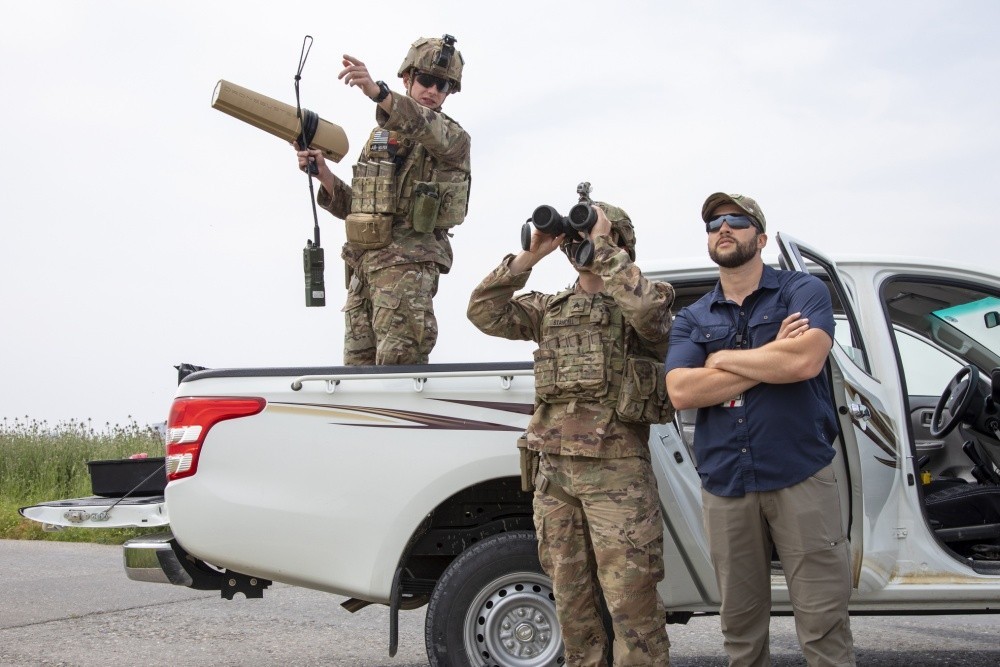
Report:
211,80,349,163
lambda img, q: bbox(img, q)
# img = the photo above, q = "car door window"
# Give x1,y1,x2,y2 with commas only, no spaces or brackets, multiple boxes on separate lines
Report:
832,318,867,372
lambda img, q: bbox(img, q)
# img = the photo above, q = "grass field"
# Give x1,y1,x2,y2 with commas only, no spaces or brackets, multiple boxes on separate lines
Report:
0,417,166,543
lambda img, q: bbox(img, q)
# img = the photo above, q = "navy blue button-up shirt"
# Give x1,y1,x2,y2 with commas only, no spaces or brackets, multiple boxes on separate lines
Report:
664,265,838,497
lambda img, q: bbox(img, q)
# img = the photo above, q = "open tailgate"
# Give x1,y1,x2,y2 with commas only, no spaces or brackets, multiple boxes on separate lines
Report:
19,495,168,530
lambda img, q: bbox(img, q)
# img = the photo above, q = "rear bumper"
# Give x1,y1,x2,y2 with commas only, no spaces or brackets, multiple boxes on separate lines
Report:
123,533,193,586
123,532,273,598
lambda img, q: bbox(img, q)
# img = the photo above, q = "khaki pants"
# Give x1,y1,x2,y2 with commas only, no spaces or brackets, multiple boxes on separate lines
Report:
342,261,439,365
702,464,855,667
534,454,671,666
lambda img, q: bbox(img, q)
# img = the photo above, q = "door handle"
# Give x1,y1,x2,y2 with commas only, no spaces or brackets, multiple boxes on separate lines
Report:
848,403,871,420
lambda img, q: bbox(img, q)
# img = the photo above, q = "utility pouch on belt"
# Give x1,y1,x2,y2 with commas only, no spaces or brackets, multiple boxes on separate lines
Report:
616,356,675,424
517,434,539,493
345,213,393,249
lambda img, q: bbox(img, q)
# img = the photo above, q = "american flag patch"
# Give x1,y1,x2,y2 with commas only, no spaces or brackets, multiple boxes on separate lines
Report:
371,129,389,144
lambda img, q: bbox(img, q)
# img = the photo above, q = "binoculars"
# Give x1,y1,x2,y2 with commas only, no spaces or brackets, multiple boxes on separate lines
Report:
521,198,599,266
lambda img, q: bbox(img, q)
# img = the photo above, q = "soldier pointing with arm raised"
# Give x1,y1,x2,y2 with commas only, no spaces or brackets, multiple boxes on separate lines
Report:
295,35,471,365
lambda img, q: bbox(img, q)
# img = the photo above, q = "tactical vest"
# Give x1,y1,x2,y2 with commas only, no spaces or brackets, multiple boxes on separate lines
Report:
344,128,470,250
533,289,674,425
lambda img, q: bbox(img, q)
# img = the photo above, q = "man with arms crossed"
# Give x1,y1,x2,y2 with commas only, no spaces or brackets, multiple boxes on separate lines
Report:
664,193,855,667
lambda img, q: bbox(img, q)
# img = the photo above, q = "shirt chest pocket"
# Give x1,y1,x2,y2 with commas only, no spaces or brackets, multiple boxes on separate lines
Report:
690,324,731,354
747,304,787,345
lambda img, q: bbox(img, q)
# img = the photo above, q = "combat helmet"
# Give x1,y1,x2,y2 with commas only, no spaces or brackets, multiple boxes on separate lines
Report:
397,34,464,93
597,202,637,261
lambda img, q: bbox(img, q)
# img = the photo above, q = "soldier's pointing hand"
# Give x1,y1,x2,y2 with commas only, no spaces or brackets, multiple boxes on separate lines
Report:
339,54,380,99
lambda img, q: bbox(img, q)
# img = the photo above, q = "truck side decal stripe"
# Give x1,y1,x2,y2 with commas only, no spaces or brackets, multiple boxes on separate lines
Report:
430,399,535,415
268,402,526,431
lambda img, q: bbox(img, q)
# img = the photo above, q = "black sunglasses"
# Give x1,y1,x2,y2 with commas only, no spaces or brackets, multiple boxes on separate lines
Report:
706,214,759,233
414,71,453,93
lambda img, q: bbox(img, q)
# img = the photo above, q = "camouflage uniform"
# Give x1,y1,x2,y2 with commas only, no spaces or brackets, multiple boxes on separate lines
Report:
318,75,471,365
468,223,675,666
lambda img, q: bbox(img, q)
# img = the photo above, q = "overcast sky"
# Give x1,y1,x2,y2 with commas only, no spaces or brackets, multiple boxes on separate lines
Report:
2,1,997,427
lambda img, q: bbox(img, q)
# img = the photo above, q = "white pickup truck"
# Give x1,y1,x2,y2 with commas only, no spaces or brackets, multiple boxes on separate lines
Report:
22,234,1000,667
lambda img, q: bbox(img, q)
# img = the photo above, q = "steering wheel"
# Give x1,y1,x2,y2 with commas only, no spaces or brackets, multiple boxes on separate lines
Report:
929,364,980,438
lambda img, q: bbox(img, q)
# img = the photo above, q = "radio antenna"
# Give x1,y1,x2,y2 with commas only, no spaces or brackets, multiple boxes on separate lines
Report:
295,35,326,307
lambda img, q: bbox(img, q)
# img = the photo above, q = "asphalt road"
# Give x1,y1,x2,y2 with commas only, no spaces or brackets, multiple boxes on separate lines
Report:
1,539,999,666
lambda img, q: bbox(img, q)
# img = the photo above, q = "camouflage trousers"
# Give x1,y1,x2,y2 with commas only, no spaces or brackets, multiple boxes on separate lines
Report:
342,261,440,365
533,453,671,666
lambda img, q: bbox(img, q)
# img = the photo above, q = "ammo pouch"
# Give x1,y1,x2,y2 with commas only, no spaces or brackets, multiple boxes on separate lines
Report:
346,160,396,249
533,333,609,403
351,160,396,214
616,356,675,424
410,179,470,232
517,434,539,493
345,213,393,250
410,182,440,233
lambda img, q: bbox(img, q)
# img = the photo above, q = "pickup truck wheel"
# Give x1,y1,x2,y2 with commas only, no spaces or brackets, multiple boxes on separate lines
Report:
425,530,563,667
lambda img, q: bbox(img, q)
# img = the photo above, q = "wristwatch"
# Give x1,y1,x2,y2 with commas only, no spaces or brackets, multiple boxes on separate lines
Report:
370,80,390,103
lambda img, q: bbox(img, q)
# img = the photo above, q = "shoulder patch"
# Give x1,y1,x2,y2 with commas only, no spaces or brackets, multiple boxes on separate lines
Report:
367,129,402,160
368,128,389,151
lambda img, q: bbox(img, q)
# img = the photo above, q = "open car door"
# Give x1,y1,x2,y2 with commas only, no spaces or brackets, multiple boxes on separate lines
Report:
777,233,889,592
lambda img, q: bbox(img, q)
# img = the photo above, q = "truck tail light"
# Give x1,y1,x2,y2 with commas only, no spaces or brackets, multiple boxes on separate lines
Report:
165,397,266,481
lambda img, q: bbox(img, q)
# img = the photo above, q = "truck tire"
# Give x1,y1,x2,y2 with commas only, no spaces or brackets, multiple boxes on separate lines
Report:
425,530,563,667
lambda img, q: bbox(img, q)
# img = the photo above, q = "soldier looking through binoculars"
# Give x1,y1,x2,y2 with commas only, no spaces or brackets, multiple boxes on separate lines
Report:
468,190,676,664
